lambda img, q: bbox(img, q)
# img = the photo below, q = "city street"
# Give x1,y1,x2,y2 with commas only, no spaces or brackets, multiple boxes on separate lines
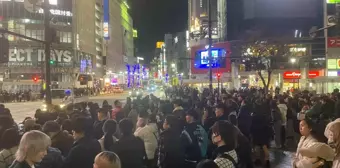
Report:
7,93,129,123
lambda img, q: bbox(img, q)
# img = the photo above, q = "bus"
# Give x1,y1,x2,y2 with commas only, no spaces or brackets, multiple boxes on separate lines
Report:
74,74,94,88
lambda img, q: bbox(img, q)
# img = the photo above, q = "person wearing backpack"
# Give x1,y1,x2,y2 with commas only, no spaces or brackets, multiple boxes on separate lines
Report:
184,110,209,163
211,120,238,168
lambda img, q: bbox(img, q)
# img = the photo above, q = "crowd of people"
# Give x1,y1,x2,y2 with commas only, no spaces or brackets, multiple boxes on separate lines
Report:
1,86,340,168
0,90,38,103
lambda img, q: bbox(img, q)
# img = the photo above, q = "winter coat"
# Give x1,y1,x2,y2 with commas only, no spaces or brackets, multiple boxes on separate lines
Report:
37,147,63,168
98,135,118,151
113,135,146,168
333,156,340,168
183,122,205,162
173,106,185,120
293,135,318,167
157,129,185,168
128,109,138,129
62,136,101,168
335,100,340,118
278,104,288,125
321,100,335,120
93,119,106,140
238,104,252,137
134,123,159,160
50,130,74,157
251,112,272,146
111,107,123,121
306,103,322,120
9,161,31,168
0,146,17,168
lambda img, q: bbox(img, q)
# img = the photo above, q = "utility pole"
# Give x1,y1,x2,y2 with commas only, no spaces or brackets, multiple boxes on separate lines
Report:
208,0,213,93
44,0,52,105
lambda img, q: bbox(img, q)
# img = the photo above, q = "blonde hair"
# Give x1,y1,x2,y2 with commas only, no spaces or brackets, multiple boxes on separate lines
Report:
16,130,51,162
95,151,121,168
329,122,340,156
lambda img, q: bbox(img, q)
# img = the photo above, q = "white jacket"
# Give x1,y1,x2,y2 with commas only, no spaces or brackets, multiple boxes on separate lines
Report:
293,136,318,168
134,123,158,160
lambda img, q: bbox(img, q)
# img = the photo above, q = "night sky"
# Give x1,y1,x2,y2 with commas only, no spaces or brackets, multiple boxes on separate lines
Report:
130,0,188,61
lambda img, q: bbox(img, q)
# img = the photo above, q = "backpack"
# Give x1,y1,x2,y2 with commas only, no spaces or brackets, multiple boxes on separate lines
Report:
219,153,239,168
194,125,208,158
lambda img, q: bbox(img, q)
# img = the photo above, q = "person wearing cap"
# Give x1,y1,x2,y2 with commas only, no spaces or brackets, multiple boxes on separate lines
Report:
183,110,208,164
42,121,74,157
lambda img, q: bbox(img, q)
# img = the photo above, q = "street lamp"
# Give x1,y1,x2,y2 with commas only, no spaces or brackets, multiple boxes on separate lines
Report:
290,58,296,64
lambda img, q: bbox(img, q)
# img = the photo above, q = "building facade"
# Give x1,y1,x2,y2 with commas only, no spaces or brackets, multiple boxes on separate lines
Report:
0,0,134,91
0,0,74,91
103,0,135,86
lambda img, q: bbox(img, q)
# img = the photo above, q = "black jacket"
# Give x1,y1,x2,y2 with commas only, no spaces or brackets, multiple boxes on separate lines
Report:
37,147,63,168
93,119,106,140
113,135,146,168
238,104,252,137
9,161,31,168
183,122,203,162
157,129,185,168
62,136,101,168
50,130,74,157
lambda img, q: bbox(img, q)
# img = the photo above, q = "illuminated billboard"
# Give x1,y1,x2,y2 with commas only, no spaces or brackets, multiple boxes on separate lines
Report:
156,41,164,49
194,49,227,69
327,0,340,3
103,0,110,40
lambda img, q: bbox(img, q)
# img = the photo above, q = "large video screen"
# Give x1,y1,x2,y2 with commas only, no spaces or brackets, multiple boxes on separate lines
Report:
194,48,227,69
244,0,318,19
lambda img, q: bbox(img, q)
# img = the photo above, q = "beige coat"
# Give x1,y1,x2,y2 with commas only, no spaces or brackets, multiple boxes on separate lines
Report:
293,136,318,168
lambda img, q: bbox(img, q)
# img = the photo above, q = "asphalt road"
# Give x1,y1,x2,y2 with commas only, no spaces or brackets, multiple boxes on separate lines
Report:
6,93,129,122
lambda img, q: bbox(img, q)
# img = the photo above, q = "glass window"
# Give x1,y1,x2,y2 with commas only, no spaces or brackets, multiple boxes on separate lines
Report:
31,30,37,39
59,31,72,43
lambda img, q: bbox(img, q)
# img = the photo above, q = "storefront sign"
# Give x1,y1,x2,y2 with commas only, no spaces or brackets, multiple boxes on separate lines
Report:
328,59,337,69
156,41,164,49
327,37,340,48
328,71,338,77
38,9,73,17
8,48,72,66
308,70,320,78
283,71,301,79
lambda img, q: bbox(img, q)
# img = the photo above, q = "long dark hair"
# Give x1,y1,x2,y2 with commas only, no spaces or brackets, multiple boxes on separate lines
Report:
102,120,117,151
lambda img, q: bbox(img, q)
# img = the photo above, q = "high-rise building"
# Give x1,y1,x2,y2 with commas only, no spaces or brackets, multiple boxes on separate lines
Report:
0,0,74,90
0,0,133,91
103,0,135,85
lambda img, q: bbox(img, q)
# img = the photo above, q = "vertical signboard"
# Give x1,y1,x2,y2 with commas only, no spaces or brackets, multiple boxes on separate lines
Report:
103,0,110,40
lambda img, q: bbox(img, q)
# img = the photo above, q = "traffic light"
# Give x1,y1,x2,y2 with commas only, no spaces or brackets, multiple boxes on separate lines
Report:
216,73,221,78
50,60,55,65
32,76,39,83
0,36,9,64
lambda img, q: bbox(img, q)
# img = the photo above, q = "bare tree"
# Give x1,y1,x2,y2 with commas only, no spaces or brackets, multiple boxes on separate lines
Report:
240,30,290,93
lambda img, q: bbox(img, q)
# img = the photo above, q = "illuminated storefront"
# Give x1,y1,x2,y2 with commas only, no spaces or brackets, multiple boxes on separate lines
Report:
282,70,324,92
